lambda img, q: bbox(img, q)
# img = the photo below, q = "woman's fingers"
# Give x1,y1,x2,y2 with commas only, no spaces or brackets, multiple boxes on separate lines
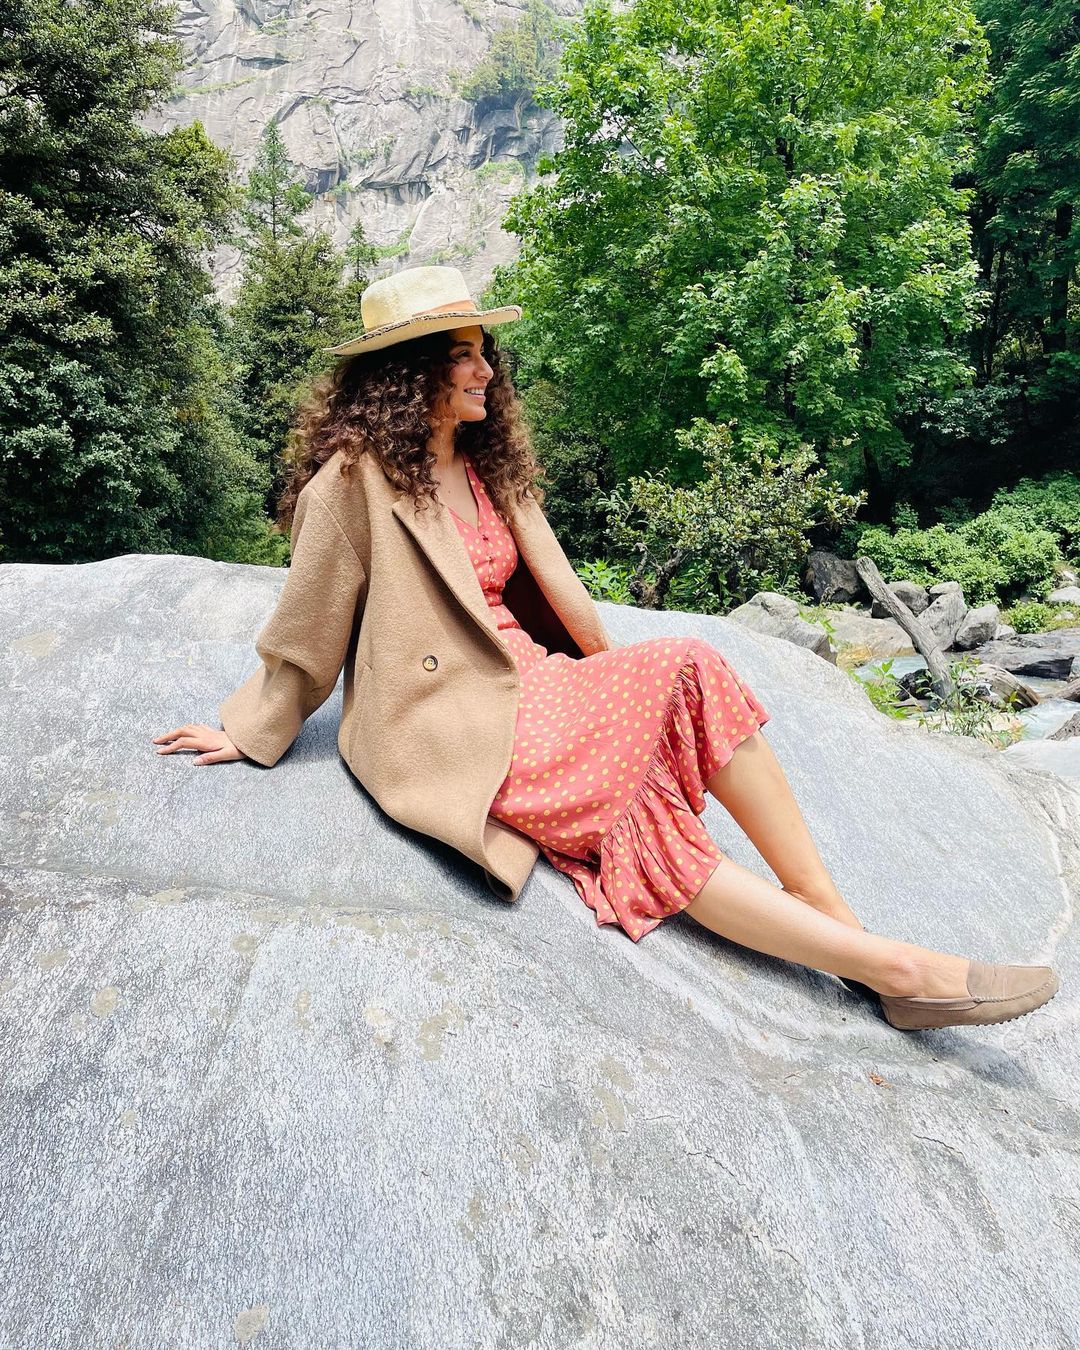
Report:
152,725,198,744
153,723,243,764
155,735,201,754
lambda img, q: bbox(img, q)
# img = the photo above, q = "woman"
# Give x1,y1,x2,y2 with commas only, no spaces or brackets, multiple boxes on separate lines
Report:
153,265,1060,1032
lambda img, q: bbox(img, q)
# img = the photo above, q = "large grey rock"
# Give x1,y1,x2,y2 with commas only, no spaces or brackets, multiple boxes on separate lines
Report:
804,550,865,604
999,737,1080,781
869,578,930,618
2,555,1079,1349
1046,586,1080,607
952,602,1000,651
725,591,837,663
973,628,1080,681
919,586,968,650
814,607,915,658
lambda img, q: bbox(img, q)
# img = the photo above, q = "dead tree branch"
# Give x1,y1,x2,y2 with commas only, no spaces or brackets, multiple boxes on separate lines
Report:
854,556,955,699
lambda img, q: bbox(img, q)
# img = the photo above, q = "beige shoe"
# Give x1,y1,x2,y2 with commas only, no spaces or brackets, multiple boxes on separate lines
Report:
879,960,1060,1030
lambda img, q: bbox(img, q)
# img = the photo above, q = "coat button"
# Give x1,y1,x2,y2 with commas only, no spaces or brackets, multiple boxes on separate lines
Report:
422,655,438,671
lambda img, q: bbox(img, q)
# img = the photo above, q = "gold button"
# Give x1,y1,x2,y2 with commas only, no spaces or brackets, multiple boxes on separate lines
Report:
422,655,438,671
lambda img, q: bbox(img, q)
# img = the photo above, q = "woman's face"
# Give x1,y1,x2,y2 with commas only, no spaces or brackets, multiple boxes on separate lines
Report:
437,324,495,425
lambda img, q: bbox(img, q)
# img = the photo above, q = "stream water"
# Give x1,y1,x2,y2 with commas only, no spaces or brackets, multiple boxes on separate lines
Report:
851,653,1078,741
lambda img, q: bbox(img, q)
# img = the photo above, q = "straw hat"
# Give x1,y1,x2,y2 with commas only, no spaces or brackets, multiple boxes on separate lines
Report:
322,264,522,357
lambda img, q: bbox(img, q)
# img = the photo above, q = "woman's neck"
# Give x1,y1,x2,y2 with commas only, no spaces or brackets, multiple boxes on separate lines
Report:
427,422,459,473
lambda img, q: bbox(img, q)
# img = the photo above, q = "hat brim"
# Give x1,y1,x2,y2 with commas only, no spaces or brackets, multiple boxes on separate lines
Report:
322,305,522,357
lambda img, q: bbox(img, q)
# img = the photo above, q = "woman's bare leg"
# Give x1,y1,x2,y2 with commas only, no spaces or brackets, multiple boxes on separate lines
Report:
683,855,972,999
706,730,864,930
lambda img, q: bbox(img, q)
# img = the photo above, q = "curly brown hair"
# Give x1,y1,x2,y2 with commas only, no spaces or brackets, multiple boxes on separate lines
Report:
275,326,545,534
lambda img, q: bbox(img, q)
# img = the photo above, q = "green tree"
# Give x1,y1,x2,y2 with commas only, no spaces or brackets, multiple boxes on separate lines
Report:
962,0,1080,475
601,419,865,609
490,0,989,520
236,120,315,244
226,128,378,511
974,0,1079,370
343,219,379,286
0,0,264,563
227,232,355,511
459,0,565,109
905,1,1080,515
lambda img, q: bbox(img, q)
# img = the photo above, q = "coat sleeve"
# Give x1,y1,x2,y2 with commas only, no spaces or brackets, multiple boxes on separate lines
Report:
219,485,367,766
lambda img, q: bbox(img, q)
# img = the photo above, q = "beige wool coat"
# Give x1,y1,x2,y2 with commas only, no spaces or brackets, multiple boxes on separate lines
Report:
219,448,616,902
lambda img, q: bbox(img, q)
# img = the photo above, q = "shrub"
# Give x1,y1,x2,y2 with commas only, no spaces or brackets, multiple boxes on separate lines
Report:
853,517,1062,606
988,472,1080,560
853,523,1003,605
458,0,562,104
1002,600,1072,634
575,558,635,605
600,419,864,610
838,473,1079,603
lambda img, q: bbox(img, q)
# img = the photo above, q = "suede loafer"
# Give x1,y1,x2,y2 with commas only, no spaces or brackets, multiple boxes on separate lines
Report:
878,959,1060,1031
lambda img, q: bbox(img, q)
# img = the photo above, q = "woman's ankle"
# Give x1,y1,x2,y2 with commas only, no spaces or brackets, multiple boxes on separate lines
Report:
869,951,925,997
866,947,971,999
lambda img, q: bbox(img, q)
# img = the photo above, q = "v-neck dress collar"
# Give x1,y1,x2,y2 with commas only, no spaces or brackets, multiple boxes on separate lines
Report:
446,453,484,533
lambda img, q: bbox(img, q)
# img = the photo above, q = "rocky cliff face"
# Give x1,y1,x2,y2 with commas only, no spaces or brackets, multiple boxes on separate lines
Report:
147,0,579,300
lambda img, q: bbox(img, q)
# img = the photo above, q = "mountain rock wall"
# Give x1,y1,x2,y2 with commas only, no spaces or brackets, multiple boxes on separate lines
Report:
147,0,579,300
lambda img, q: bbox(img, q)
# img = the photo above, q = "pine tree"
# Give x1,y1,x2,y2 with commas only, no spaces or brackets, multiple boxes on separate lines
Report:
226,122,379,513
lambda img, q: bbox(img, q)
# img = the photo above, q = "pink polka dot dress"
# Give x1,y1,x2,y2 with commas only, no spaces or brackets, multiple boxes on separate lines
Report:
449,452,772,942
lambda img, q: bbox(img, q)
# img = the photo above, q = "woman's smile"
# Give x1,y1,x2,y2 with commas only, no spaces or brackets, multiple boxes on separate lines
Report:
444,325,494,422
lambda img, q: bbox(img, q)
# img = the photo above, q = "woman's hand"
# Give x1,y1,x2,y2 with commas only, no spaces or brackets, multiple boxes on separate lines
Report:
152,724,247,765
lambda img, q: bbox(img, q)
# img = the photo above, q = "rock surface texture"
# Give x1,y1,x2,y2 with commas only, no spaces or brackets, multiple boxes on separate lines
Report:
143,0,584,299
2,554,1079,1349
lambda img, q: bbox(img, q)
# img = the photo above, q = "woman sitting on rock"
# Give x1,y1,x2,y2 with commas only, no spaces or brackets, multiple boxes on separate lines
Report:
153,265,1060,1032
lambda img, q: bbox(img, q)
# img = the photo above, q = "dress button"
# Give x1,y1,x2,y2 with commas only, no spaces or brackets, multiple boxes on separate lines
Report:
422,655,438,671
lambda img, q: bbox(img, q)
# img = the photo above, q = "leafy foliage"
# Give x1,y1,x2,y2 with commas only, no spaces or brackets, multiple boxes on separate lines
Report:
597,419,864,610
513,376,616,561
844,469,1079,604
490,0,988,515
971,0,1080,386
849,656,911,720
0,0,272,563
915,0,1080,505
851,516,1063,606
911,652,1026,746
988,471,1080,559
574,557,636,605
458,0,564,106
1002,599,1080,633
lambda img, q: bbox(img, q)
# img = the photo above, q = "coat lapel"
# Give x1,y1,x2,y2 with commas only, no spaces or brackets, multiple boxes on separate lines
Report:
391,493,499,642
390,484,604,656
